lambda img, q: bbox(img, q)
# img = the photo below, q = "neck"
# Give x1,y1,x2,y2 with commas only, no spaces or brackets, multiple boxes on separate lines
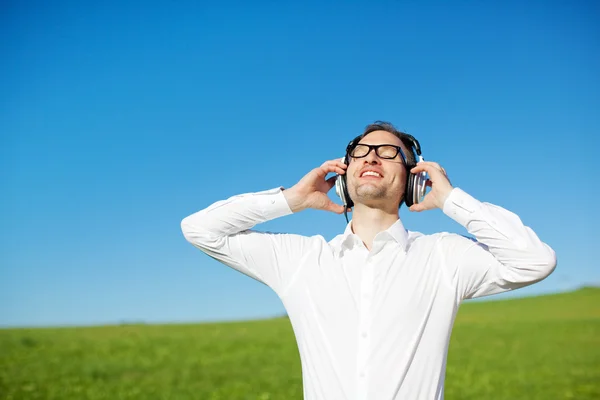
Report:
351,203,399,250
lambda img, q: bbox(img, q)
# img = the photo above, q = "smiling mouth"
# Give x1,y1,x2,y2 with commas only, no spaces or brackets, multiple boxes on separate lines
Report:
360,171,382,178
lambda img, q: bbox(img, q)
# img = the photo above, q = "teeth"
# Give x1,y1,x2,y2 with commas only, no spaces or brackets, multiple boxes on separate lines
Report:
362,171,381,177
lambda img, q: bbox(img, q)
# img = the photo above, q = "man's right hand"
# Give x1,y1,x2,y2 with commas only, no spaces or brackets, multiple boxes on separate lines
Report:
283,159,349,214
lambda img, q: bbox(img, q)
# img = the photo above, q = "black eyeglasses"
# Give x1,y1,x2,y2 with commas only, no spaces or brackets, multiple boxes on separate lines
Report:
349,144,407,163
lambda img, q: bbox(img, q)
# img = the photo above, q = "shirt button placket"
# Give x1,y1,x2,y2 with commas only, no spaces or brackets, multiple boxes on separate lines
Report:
357,257,373,400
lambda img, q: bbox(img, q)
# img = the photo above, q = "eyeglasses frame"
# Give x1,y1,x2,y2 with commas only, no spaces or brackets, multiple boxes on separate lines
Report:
347,143,409,165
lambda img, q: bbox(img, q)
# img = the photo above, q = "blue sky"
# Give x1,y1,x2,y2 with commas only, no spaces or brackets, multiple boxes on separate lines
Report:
1,1,598,327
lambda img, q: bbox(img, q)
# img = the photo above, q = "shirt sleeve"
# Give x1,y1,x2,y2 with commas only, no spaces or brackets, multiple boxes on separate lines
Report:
180,187,314,295
441,187,557,302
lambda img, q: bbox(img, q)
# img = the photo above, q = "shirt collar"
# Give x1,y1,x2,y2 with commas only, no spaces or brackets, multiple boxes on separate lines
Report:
339,218,409,253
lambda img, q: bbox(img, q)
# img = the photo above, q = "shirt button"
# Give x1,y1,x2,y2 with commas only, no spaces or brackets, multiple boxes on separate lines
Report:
360,371,366,378
361,331,368,338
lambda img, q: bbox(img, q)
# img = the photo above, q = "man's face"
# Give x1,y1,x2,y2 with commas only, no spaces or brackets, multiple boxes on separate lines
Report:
346,130,409,208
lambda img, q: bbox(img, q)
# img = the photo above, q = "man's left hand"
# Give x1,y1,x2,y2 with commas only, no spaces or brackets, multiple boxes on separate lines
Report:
409,161,454,212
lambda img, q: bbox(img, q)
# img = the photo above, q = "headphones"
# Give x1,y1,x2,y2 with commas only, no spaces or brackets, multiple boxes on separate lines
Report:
334,133,428,222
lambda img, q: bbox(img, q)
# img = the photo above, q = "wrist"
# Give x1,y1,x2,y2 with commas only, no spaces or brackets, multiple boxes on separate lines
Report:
436,185,454,209
283,187,306,213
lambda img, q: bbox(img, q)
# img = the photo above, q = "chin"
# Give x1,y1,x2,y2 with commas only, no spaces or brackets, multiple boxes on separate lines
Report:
355,184,385,198
354,187,403,208
353,191,387,206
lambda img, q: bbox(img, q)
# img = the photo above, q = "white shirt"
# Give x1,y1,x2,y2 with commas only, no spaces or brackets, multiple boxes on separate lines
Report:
181,187,556,400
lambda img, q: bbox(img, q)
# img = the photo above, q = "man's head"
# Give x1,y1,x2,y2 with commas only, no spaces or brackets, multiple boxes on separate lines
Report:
344,121,418,210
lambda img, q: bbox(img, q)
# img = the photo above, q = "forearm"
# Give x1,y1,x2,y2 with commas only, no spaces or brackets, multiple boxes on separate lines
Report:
181,187,293,246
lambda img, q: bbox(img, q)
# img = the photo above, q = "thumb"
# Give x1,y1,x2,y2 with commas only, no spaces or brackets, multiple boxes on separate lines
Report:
325,200,346,214
409,203,425,212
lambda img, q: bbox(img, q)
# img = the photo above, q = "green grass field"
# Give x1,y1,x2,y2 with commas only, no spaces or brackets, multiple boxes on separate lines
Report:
1,287,599,399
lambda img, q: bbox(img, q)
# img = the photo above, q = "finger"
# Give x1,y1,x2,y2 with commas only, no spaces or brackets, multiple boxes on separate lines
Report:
409,202,433,212
323,159,346,166
319,163,346,176
410,163,432,174
411,163,443,176
414,161,445,173
418,161,443,170
409,203,424,212
323,159,348,171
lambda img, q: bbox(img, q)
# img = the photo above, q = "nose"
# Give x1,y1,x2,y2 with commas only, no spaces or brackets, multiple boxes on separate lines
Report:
363,148,382,164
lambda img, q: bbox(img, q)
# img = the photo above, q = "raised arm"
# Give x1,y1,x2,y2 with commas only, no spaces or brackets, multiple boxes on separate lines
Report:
180,159,349,294
440,188,557,300
409,161,557,301
181,187,306,294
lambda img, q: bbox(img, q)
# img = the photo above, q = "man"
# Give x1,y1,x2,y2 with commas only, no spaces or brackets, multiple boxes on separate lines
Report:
180,121,556,399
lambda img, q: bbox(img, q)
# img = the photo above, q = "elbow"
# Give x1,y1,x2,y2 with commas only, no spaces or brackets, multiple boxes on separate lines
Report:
180,214,204,245
181,216,193,243
180,214,222,251
530,244,558,282
503,244,557,286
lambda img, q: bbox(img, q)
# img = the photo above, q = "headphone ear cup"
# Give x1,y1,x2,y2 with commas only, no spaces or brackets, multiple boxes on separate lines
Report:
341,174,354,208
404,171,416,208
335,157,354,208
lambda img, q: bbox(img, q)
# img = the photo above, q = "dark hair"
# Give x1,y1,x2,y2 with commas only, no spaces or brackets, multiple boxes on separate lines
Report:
346,121,419,166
